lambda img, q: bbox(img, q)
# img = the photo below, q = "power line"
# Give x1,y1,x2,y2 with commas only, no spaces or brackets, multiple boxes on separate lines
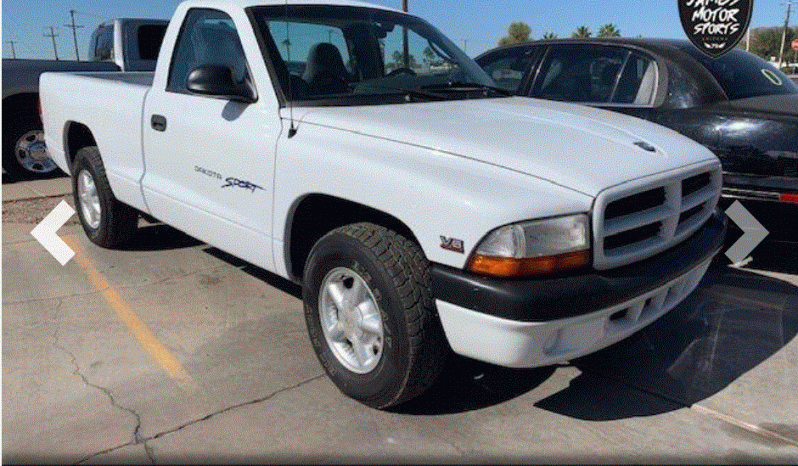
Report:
44,26,60,60
64,9,85,61
71,9,104,19
7,40,18,59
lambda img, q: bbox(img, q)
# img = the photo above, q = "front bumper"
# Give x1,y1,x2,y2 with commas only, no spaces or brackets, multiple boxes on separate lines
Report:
431,210,727,368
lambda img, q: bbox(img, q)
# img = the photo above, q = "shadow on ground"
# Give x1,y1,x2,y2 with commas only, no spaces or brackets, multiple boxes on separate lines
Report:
118,223,204,251
537,257,798,421
203,246,304,299
121,222,797,419
394,356,557,415
1,170,68,184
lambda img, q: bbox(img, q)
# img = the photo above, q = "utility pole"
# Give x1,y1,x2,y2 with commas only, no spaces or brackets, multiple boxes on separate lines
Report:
7,40,18,59
44,26,60,60
779,1,795,67
64,9,84,61
462,39,468,54
401,0,409,67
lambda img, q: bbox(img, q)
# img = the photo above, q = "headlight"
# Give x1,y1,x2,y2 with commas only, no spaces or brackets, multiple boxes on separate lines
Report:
466,214,591,278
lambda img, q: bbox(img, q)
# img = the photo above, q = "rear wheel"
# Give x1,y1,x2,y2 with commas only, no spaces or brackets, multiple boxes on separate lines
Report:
3,116,60,179
72,146,138,248
303,223,446,409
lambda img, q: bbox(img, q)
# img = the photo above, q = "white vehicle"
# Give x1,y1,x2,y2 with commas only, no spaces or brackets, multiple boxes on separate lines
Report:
41,0,726,409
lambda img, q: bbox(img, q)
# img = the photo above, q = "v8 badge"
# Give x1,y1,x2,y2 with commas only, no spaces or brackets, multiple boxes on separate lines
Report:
440,236,465,254
679,0,753,58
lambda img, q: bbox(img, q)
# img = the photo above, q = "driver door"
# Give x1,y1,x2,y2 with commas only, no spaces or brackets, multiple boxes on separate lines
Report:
142,8,280,270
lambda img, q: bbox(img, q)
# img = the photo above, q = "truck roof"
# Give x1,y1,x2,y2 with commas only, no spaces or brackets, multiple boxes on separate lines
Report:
179,0,401,12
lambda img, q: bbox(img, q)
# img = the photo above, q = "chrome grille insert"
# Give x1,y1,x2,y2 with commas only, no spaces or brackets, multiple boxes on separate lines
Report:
593,161,721,270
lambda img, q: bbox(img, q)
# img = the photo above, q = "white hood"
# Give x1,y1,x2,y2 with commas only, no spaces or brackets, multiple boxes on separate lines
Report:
295,97,718,197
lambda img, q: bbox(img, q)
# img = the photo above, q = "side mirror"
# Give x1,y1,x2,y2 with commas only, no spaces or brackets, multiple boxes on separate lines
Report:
186,64,257,103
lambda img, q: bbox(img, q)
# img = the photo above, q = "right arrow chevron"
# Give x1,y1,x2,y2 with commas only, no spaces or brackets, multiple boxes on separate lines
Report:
724,200,769,264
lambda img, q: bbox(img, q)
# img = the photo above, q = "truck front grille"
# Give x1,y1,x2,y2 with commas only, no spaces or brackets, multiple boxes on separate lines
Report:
593,162,722,270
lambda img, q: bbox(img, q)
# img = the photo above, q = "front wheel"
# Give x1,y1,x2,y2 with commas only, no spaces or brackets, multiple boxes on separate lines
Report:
303,223,446,409
72,146,138,248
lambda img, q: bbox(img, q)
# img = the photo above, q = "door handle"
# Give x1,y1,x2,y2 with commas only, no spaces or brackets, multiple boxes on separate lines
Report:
151,114,167,132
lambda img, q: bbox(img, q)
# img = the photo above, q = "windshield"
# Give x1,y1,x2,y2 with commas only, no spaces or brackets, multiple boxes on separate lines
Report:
679,45,798,100
248,5,500,105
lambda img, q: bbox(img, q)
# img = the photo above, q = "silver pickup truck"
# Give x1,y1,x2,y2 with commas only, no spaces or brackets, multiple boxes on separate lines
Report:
2,18,167,179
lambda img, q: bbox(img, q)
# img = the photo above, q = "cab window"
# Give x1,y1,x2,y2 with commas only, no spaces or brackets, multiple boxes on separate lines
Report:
167,9,251,94
475,47,537,93
613,52,658,105
532,45,657,105
90,25,114,61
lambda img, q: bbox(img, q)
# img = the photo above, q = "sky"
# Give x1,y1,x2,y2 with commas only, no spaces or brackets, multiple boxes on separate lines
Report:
2,0,795,60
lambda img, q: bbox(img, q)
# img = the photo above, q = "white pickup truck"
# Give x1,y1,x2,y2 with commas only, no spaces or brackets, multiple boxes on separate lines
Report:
41,0,726,409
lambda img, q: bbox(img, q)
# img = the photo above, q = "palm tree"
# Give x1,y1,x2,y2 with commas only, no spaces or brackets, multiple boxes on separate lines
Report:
423,46,436,71
542,32,557,40
572,26,592,38
598,24,621,38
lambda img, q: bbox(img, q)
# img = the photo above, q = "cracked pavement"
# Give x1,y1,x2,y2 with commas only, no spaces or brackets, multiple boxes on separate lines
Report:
3,190,798,463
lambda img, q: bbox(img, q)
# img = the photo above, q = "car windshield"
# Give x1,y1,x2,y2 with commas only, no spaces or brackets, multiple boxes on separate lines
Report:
679,45,798,100
248,5,502,105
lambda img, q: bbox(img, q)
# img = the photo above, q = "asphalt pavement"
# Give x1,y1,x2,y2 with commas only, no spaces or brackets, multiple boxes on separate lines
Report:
3,176,797,464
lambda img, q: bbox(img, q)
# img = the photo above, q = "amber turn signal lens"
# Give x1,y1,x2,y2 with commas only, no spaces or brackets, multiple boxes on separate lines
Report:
466,250,591,278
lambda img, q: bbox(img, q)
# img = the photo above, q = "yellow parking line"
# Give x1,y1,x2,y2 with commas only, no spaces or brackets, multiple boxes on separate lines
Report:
64,236,198,393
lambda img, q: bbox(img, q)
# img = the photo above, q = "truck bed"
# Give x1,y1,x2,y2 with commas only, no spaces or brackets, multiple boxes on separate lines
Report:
40,71,153,212
2,59,121,99
67,71,155,87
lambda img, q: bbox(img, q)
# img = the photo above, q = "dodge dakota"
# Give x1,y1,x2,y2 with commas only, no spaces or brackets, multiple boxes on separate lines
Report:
41,0,726,409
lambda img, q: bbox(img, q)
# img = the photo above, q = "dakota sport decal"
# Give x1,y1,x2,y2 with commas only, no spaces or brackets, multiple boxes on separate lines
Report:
195,166,263,193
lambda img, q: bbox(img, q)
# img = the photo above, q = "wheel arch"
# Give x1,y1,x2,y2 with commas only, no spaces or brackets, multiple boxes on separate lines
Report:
63,121,97,170
2,93,40,121
284,193,419,282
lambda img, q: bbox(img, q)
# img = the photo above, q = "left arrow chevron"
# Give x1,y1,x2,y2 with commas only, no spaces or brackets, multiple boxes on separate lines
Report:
31,200,77,266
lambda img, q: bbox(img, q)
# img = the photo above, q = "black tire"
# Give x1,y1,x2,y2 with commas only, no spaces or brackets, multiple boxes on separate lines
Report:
72,146,138,248
2,115,61,180
303,223,447,409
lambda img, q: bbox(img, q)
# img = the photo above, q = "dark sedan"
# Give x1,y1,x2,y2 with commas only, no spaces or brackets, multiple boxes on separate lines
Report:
476,39,798,240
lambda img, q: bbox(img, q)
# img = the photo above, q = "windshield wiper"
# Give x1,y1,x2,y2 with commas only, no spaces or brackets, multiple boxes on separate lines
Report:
356,83,452,102
422,81,513,97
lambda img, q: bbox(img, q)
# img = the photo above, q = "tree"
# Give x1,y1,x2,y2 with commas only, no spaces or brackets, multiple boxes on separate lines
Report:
598,24,621,38
748,26,796,62
423,46,437,71
498,22,532,46
572,26,592,38
542,32,557,40
389,50,417,71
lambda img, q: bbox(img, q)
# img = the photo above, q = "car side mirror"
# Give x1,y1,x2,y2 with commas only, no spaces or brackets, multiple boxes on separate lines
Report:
186,64,257,103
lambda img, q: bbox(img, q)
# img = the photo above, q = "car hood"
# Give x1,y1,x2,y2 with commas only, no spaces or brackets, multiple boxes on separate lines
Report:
294,97,716,197
720,93,798,118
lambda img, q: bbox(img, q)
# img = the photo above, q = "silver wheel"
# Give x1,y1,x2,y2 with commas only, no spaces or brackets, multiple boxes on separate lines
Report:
77,170,101,229
15,130,56,174
319,267,384,374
